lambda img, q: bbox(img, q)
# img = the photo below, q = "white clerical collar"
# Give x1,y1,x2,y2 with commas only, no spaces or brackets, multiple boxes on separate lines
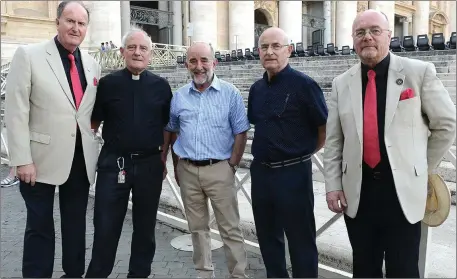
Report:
132,74,140,80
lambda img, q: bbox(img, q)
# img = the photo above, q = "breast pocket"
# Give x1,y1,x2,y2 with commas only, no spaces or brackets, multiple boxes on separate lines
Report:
204,104,229,128
395,96,421,127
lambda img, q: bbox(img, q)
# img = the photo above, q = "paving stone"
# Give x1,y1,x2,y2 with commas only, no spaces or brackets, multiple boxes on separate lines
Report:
0,164,265,279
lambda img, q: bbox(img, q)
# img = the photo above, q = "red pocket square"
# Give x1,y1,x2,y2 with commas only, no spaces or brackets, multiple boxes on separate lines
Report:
400,88,414,100
93,77,98,86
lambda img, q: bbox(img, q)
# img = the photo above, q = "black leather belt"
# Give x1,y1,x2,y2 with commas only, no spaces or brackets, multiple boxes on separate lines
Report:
124,147,162,160
182,158,225,167
261,154,312,168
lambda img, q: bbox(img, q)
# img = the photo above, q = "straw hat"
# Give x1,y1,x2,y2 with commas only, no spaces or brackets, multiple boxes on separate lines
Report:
422,174,451,227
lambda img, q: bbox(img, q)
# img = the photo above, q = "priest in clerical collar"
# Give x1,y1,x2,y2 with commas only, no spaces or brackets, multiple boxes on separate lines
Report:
85,26,173,278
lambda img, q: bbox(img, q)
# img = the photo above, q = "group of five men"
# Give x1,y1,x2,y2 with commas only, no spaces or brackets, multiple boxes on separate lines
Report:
5,1,456,278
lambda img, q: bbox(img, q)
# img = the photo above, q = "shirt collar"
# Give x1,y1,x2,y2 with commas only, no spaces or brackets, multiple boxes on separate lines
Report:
189,74,221,93
361,53,390,77
262,64,292,83
54,35,80,60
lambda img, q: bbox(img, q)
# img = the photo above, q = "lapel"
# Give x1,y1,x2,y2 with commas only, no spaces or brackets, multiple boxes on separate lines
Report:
348,64,363,143
45,40,75,109
384,53,405,133
78,51,92,109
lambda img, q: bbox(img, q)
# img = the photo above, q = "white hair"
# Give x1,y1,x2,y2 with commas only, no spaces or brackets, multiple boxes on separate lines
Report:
121,25,153,50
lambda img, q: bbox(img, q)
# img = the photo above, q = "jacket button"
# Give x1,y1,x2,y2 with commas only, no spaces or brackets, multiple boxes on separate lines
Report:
71,133,76,137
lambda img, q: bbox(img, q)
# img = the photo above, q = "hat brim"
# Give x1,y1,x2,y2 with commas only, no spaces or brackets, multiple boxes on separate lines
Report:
422,174,451,227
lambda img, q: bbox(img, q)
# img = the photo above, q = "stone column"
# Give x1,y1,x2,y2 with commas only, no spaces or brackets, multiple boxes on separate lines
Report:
190,1,217,47
335,1,357,47
182,1,189,45
323,1,332,46
158,1,168,11
279,1,303,44
172,0,182,45
413,0,430,39
229,1,254,51
400,17,410,37
87,1,122,49
368,1,395,36
449,1,456,38
217,1,229,50
120,1,130,39
302,2,308,47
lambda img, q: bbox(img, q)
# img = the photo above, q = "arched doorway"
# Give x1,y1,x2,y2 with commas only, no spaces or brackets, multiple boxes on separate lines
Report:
254,9,272,47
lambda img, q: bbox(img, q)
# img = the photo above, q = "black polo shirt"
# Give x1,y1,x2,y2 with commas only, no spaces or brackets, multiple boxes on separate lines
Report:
361,54,392,174
91,68,172,153
247,64,328,162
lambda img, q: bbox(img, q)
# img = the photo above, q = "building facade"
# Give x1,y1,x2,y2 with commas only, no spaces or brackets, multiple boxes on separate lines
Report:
1,1,456,60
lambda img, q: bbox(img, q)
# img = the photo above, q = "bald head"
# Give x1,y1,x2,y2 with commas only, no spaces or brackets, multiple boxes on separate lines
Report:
258,27,289,46
352,9,389,32
186,42,214,61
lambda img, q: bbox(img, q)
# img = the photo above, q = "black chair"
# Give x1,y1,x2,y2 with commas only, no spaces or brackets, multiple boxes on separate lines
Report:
316,45,326,56
431,33,446,50
225,53,231,62
252,47,260,59
215,51,222,62
307,45,316,56
449,32,456,49
231,50,237,61
390,37,403,52
296,43,305,57
236,49,244,60
327,43,337,55
177,56,183,64
341,45,351,55
416,34,430,51
402,36,416,51
220,54,226,62
245,48,254,60
290,43,297,57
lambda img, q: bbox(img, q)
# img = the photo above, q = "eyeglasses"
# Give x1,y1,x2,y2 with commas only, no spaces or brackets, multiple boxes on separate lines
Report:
259,43,289,52
353,28,390,38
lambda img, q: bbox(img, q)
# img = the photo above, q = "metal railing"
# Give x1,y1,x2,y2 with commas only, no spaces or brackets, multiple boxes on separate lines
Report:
1,55,455,278
88,43,189,69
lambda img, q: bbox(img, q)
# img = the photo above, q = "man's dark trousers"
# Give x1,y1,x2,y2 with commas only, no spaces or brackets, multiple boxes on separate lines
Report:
344,171,421,278
85,151,164,278
250,159,318,278
20,145,90,278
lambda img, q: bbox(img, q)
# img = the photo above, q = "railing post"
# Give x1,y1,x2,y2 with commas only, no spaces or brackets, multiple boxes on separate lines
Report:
418,222,432,278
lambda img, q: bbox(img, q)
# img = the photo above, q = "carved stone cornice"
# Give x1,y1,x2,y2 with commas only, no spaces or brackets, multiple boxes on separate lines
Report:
395,1,416,17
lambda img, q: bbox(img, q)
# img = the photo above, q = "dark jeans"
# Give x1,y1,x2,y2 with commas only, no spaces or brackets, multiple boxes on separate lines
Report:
85,151,164,278
20,146,90,278
344,173,421,278
250,159,318,278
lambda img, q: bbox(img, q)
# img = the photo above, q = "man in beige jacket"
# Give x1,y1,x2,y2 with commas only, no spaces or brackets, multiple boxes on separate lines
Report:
5,1,100,277
323,10,456,278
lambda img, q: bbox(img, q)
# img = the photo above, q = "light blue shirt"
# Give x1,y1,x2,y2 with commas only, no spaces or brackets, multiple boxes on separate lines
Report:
166,75,250,160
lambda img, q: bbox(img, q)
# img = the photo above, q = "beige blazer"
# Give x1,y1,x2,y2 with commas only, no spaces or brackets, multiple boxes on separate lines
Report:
323,53,456,224
5,39,101,186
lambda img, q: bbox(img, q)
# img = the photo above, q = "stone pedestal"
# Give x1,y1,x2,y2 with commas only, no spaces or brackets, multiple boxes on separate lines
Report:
335,1,357,48
87,1,121,49
413,1,430,39
189,1,217,47
279,1,302,44
229,1,254,51
368,1,395,35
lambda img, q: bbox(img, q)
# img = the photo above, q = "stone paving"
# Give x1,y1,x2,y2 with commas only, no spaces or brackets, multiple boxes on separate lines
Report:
0,164,267,278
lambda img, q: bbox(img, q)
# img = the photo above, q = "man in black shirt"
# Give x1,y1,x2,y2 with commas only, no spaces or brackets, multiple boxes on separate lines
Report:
324,10,456,277
85,27,172,278
5,1,100,277
248,27,327,278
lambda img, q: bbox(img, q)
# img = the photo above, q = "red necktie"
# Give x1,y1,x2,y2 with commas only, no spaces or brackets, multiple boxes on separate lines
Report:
363,70,381,168
68,53,84,109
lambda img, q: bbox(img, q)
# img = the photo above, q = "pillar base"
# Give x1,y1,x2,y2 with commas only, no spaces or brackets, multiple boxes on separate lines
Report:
170,234,224,252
